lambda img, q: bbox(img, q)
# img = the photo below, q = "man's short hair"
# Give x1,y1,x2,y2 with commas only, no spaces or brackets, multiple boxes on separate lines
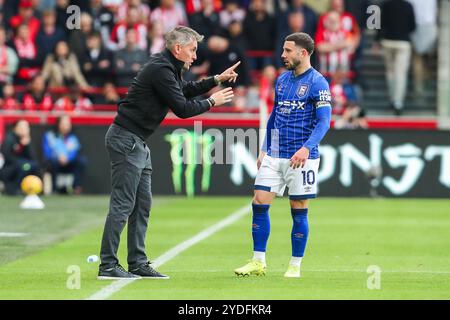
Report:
285,32,315,55
164,26,204,49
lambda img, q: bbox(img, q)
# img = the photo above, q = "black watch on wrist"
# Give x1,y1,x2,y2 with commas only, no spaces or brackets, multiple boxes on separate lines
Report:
208,97,216,107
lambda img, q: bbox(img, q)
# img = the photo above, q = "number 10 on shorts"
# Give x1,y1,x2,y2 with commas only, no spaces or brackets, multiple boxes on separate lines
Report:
302,170,315,186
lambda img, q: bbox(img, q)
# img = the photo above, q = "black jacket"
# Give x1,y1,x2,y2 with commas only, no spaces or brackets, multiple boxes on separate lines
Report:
81,46,113,87
376,0,416,42
114,49,216,140
0,131,34,168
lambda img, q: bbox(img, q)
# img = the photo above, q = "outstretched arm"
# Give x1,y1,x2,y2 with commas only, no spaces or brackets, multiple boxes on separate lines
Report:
182,61,241,98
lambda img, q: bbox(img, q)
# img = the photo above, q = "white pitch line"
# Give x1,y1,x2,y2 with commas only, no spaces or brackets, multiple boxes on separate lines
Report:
87,204,252,300
0,232,28,238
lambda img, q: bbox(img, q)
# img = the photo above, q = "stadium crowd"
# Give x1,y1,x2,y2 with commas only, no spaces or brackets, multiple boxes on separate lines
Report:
0,0,439,118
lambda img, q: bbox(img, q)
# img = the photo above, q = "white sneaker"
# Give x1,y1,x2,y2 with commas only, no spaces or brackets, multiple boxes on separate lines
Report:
284,265,301,278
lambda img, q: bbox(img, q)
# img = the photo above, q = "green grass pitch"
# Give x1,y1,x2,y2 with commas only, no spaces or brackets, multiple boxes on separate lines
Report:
0,195,449,300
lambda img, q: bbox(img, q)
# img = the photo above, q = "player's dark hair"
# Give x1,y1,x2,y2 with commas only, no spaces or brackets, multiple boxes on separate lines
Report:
285,32,315,55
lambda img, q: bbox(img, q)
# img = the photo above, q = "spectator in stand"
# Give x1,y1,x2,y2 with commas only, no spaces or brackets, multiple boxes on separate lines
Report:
41,41,90,89
94,82,120,105
9,0,41,42
147,20,165,55
117,0,151,23
259,64,276,112
334,102,367,129
226,19,247,54
0,119,40,195
206,35,249,88
275,0,317,39
0,26,19,85
407,0,438,97
36,9,66,60
0,84,20,111
315,11,357,79
12,24,42,85
42,115,87,194
219,0,246,29
317,0,360,79
374,0,416,116
188,0,225,40
114,28,148,87
68,12,93,64
275,10,305,70
21,74,53,112
243,0,276,71
81,31,113,87
329,68,358,115
110,6,148,51
54,84,93,113
86,0,116,51
150,0,188,34
317,0,360,46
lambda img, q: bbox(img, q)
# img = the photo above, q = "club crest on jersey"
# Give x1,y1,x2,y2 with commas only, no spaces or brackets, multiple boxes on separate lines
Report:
297,84,309,97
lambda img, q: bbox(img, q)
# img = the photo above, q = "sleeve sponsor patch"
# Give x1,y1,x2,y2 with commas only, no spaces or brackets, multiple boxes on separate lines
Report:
318,90,332,102
316,100,332,108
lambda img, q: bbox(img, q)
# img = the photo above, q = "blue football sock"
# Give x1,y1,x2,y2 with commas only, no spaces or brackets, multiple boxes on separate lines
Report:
252,203,270,252
291,208,309,257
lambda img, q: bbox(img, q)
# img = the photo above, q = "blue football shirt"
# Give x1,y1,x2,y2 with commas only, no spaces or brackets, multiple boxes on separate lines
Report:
265,67,332,159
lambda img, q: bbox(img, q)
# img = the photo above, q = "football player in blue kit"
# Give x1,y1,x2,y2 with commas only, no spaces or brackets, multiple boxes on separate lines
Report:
235,32,332,278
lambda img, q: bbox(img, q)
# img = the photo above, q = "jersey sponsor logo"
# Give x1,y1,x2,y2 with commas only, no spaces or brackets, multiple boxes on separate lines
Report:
290,101,306,110
279,107,292,114
297,84,309,97
278,100,306,111
318,89,332,102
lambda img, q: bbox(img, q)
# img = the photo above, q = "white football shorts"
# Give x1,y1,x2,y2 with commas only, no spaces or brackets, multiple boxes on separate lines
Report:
254,155,320,200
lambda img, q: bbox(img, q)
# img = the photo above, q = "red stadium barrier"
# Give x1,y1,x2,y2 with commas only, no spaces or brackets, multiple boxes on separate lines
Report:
12,86,129,95
0,112,438,129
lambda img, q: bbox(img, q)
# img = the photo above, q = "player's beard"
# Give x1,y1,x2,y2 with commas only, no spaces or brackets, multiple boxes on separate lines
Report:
285,57,302,70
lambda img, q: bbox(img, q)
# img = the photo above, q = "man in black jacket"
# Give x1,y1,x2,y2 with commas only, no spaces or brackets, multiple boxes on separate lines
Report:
98,26,239,280
0,119,40,195
374,0,416,116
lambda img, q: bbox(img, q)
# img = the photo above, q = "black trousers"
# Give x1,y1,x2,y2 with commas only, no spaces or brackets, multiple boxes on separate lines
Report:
99,124,152,270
